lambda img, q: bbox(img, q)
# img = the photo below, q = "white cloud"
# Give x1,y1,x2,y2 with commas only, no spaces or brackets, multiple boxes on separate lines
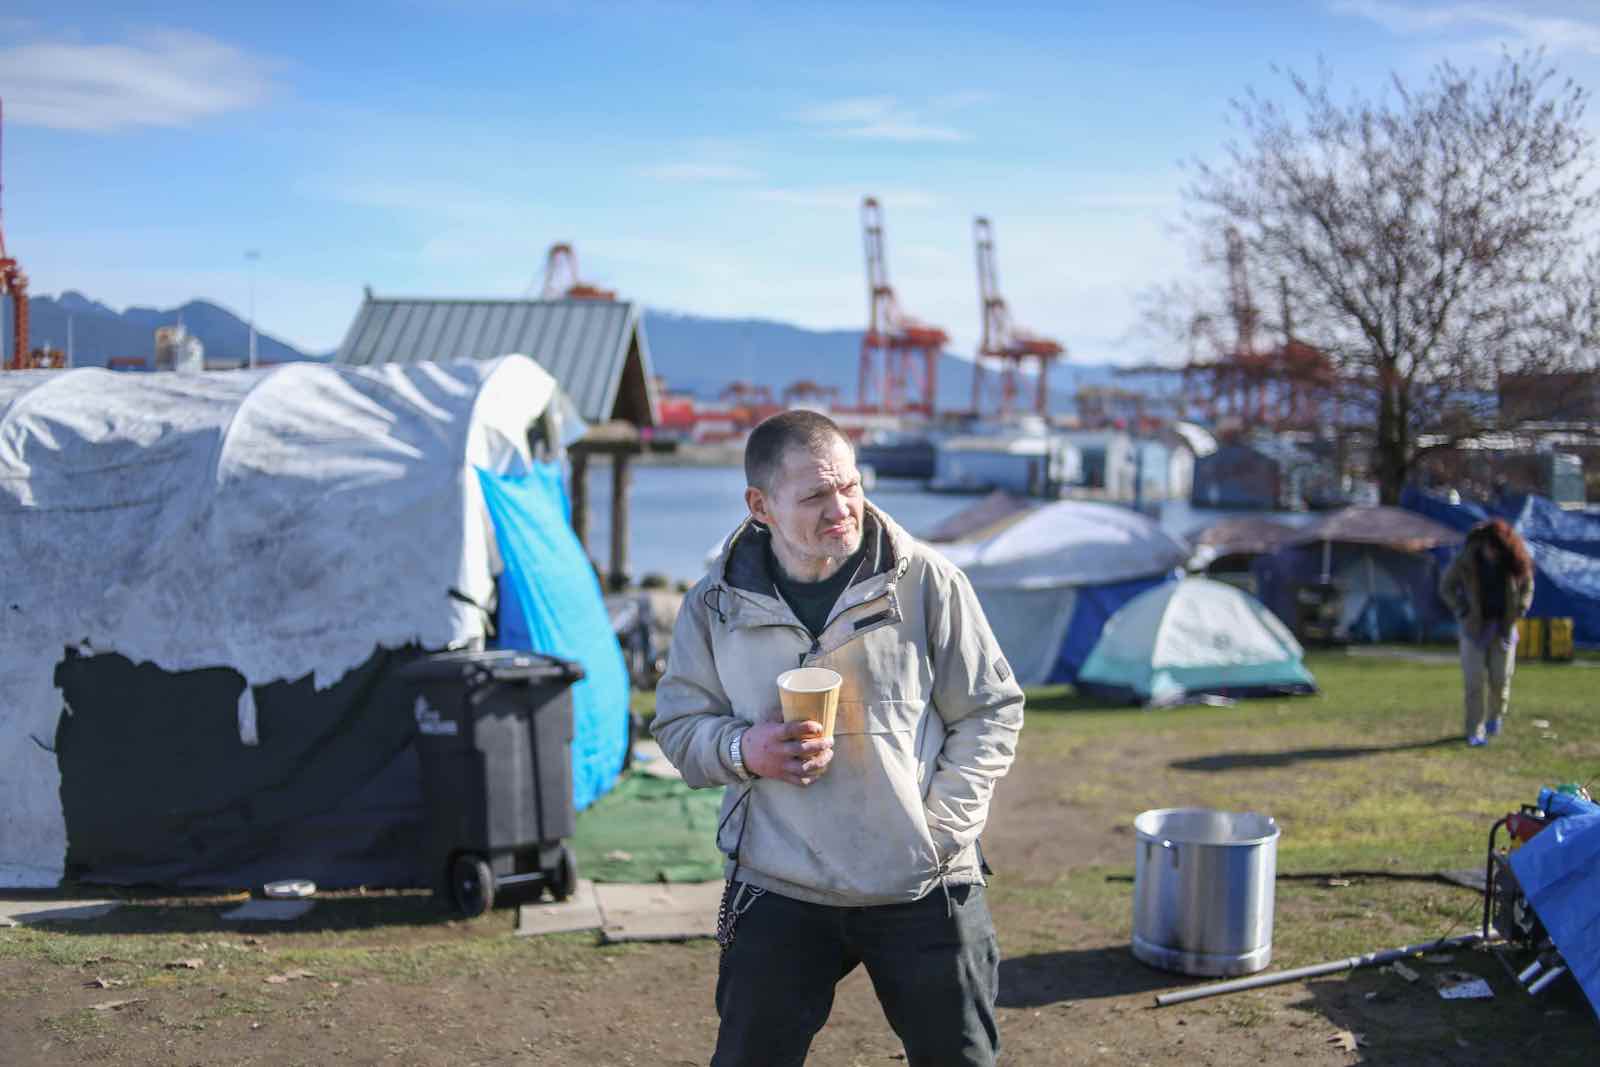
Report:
792,95,967,143
637,162,761,181
753,187,939,210
844,121,965,143
1332,1,1600,55
0,29,277,132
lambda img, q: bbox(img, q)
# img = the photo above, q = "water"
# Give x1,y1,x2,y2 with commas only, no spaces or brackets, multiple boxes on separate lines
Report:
581,462,1316,584
581,465,975,583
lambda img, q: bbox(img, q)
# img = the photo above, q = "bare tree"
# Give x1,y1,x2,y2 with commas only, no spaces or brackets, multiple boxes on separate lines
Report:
1181,52,1600,503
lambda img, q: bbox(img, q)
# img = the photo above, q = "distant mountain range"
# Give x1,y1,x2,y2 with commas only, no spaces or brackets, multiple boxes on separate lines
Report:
17,292,1163,413
23,292,331,367
641,311,1142,411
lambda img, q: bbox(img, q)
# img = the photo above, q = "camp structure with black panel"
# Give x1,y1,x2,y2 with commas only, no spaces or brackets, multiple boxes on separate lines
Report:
0,355,630,894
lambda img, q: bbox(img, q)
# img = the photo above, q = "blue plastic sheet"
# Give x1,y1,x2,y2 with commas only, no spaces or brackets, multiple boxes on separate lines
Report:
1402,487,1600,647
476,465,629,812
1500,494,1600,559
1538,787,1600,820
1509,810,1600,1018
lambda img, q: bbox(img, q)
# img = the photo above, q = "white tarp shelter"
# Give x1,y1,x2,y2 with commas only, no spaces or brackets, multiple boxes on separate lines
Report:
935,501,1189,686
0,356,563,888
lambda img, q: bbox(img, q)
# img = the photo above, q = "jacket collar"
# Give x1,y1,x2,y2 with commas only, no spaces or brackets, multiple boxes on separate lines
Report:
711,502,910,626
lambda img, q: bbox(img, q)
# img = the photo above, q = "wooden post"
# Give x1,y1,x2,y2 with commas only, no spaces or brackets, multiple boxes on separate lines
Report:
610,450,633,586
570,449,590,552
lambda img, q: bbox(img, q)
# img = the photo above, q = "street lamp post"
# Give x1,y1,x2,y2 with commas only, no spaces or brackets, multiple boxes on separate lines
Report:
245,249,260,368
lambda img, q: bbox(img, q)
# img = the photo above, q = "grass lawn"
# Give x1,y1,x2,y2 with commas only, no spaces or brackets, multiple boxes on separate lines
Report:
2,647,1594,1064
997,649,1596,962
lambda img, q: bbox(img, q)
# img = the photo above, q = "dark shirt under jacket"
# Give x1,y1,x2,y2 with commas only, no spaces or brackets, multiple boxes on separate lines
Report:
767,540,867,640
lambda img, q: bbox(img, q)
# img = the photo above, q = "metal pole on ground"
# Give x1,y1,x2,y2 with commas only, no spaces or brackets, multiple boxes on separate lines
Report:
1154,932,1486,1007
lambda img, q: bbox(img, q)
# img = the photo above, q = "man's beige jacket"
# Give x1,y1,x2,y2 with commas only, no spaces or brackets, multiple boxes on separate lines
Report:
651,503,1024,907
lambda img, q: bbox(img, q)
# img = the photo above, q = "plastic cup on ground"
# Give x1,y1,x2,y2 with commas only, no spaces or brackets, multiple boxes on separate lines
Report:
776,667,842,740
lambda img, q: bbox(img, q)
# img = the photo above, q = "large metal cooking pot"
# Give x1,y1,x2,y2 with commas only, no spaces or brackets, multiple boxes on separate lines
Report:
1132,807,1279,977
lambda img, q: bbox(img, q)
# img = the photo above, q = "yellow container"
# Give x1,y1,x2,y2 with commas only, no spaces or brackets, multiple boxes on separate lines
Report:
1545,617,1574,662
1518,617,1545,660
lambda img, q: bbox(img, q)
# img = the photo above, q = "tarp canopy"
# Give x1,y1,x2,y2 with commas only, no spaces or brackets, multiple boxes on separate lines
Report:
936,501,1186,685
1188,516,1302,568
1402,487,1600,647
1289,505,1462,552
0,356,625,889
1252,542,1449,642
1078,577,1316,704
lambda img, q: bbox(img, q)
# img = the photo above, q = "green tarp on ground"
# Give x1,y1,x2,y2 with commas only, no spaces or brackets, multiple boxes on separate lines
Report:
572,773,725,883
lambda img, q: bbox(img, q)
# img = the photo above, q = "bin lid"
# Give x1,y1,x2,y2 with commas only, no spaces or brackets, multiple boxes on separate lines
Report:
400,649,585,686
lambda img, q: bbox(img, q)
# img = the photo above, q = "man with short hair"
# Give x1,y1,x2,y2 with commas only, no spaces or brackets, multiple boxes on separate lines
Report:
652,410,1024,1067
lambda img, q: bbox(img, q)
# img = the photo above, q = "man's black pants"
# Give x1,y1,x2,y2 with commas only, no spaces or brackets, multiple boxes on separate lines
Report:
711,882,1000,1067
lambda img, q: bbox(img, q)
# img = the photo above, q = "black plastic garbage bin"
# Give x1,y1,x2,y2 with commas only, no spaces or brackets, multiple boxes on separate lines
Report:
401,650,584,917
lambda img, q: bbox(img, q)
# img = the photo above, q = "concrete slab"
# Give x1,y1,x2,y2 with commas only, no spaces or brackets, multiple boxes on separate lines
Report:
631,739,683,780
515,879,603,937
0,899,122,924
220,898,316,921
595,881,721,943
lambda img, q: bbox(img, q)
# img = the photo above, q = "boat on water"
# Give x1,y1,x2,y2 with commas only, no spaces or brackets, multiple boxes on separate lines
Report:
856,430,939,480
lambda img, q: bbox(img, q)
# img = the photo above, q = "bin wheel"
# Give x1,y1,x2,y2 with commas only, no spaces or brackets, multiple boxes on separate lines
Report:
451,854,495,917
547,845,578,902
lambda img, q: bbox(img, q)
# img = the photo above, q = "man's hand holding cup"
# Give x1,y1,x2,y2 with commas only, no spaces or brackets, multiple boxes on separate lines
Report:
742,719,834,785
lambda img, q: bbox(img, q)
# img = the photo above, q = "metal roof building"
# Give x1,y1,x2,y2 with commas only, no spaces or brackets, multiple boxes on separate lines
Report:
334,291,658,428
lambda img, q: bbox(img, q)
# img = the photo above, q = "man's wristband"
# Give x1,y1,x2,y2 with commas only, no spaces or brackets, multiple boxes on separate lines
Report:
729,727,754,781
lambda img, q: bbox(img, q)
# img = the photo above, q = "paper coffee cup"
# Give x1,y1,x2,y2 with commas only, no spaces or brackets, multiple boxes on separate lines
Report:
776,667,842,739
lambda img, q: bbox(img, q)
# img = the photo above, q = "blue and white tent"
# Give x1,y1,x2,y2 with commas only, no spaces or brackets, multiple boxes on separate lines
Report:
934,501,1188,686
1077,577,1317,705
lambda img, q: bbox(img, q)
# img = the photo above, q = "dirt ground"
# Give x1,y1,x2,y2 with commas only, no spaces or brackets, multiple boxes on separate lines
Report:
3,656,1597,1065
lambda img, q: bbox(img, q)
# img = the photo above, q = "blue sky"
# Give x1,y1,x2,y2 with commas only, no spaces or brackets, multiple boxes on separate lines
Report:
5,2,1600,363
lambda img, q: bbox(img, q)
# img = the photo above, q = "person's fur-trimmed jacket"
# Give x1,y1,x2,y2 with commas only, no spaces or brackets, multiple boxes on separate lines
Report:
1439,545,1534,642
651,503,1024,907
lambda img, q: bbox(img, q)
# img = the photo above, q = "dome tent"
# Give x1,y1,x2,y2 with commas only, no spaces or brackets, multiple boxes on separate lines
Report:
1077,577,1316,705
0,356,627,890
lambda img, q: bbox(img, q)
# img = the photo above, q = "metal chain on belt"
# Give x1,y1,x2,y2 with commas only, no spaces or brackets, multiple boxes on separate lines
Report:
715,881,766,954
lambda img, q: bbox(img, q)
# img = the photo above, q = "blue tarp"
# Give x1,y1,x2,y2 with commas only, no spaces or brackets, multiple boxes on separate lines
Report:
1509,802,1600,1018
477,465,630,813
1500,494,1600,558
1402,487,1600,647
1048,573,1176,684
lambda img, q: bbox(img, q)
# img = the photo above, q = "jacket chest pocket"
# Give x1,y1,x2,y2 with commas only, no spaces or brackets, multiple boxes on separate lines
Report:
832,698,923,737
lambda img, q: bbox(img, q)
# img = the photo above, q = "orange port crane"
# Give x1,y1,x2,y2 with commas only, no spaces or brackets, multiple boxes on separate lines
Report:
972,216,1063,417
859,196,946,414
0,97,30,371
782,379,839,408
537,242,616,301
1185,227,1334,427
